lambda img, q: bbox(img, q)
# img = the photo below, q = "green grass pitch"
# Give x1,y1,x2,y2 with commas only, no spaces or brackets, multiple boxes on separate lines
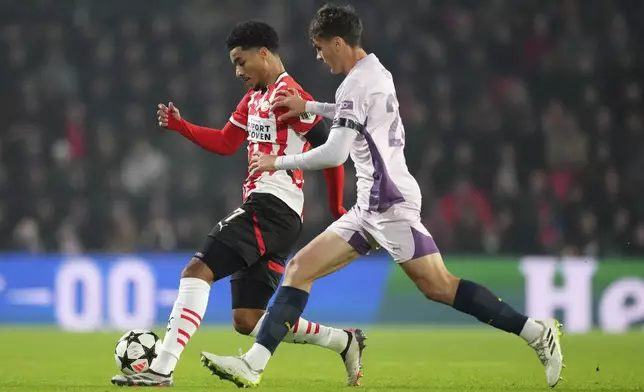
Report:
0,327,641,391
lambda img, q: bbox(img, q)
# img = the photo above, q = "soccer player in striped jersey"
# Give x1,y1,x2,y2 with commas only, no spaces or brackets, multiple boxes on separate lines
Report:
201,5,564,389
111,20,366,388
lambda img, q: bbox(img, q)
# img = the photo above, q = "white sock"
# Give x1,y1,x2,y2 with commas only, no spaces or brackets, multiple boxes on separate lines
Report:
150,277,210,375
520,318,544,343
250,314,349,354
243,343,272,371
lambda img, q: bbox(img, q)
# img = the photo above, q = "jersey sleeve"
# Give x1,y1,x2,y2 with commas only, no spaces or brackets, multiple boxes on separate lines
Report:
273,86,321,134
333,78,369,132
229,93,250,131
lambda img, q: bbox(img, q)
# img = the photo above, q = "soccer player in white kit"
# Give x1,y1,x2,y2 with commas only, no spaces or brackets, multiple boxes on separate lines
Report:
201,4,564,388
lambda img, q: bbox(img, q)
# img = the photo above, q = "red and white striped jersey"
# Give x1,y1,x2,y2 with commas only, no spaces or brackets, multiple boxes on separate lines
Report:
229,72,321,217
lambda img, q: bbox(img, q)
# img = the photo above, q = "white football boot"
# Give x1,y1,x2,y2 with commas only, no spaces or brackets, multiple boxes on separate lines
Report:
201,351,262,388
528,319,564,387
341,329,367,386
111,370,173,387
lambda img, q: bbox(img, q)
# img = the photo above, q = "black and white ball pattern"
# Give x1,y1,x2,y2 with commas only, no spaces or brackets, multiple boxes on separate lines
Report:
114,329,161,375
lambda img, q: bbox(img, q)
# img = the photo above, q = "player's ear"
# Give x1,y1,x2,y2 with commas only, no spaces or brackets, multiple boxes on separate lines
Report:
333,37,342,50
259,47,270,59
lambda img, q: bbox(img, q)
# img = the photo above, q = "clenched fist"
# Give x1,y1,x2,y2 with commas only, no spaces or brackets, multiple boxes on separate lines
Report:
157,102,181,129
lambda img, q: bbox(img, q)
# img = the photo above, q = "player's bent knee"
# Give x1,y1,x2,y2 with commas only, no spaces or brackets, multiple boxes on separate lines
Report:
181,257,215,283
281,257,313,288
400,253,460,305
232,319,254,336
421,271,460,304
420,278,459,304
231,309,264,335
281,231,359,289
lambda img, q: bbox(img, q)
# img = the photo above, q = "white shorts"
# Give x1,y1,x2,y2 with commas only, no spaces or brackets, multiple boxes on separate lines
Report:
326,204,439,263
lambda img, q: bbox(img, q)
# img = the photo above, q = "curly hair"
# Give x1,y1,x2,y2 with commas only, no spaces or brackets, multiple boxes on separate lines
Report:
309,4,363,47
226,21,279,52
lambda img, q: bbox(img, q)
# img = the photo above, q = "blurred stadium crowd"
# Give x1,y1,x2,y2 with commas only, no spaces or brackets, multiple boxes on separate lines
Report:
2,0,644,256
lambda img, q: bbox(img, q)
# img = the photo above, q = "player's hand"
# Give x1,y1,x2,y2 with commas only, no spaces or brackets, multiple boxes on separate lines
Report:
157,102,181,129
249,151,278,176
332,206,348,220
271,88,307,121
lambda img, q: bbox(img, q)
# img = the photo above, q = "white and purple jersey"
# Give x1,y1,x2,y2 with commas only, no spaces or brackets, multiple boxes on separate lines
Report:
332,54,422,213
326,54,438,263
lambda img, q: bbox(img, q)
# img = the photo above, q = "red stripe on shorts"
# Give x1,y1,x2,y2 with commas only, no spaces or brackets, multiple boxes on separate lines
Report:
267,260,284,273
252,213,266,256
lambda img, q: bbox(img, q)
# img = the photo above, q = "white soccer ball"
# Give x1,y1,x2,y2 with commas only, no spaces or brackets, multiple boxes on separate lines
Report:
114,329,162,375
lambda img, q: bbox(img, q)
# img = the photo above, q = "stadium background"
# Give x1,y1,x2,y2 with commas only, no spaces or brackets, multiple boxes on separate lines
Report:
1,0,643,335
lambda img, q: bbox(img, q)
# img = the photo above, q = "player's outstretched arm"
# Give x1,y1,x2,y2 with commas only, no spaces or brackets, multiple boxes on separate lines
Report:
271,89,336,120
157,102,246,156
305,101,337,119
248,124,357,175
262,79,369,173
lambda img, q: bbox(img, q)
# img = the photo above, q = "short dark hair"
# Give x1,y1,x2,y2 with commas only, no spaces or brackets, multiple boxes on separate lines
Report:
226,21,279,52
309,4,363,47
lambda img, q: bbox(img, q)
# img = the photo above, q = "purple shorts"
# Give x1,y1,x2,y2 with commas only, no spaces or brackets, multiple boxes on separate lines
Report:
326,204,439,263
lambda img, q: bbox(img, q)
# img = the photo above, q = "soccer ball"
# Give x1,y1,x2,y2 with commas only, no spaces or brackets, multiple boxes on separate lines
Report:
114,329,161,375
